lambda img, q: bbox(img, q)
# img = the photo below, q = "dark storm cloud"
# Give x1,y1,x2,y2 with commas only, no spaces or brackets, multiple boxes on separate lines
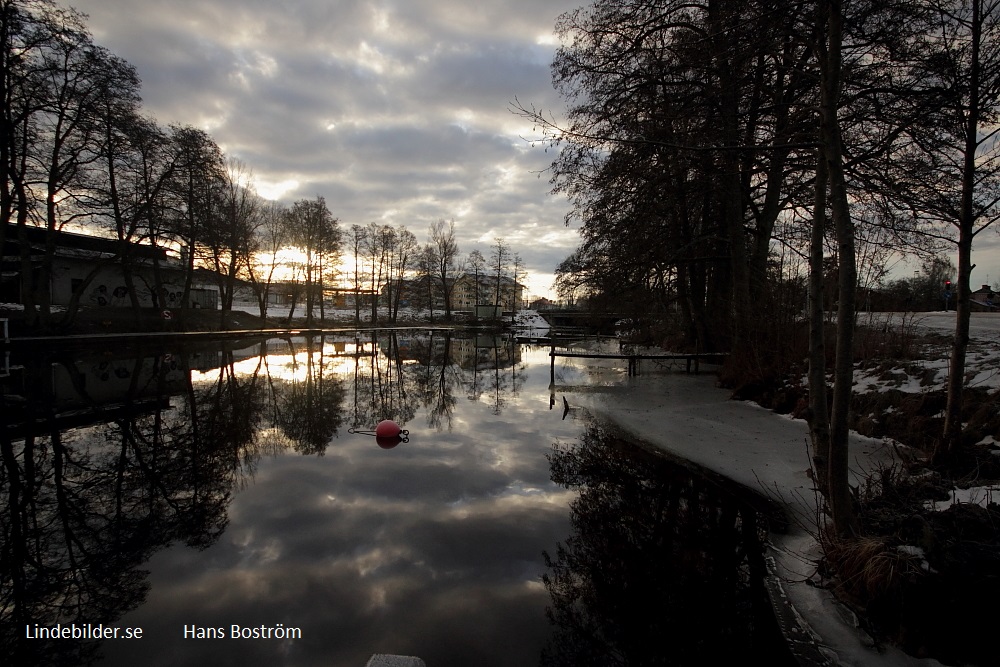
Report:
69,0,587,297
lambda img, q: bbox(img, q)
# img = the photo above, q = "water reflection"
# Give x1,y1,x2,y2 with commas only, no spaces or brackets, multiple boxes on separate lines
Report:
1,346,260,666
0,331,555,666
2,333,790,666
268,339,346,455
541,421,794,666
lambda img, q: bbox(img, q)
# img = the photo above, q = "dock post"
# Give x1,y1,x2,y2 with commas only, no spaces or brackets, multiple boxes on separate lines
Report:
627,356,639,376
549,338,556,387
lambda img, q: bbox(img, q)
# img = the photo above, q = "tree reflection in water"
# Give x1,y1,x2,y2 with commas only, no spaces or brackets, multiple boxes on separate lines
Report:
0,347,265,666
271,336,346,455
0,332,527,666
542,422,794,666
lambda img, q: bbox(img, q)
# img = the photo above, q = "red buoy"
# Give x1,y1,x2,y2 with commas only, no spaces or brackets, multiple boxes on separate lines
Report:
375,419,401,438
376,435,402,449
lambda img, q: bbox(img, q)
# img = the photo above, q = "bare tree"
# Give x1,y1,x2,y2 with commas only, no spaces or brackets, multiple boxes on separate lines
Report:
430,219,460,319
347,224,368,324
467,249,486,306
88,101,176,325
204,158,264,325
515,0,818,352
895,0,1000,460
363,222,393,325
511,253,526,311
389,226,418,322
284,196,340,327
0,3,149,330
242,200,287,320
166,124,226,320
490,237,511,308
416,244,438,321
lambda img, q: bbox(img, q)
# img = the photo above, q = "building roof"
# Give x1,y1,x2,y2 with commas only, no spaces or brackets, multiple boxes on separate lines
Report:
3,223,168,262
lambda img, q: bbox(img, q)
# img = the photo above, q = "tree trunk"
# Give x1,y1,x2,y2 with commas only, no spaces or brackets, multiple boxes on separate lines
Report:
284,286,299,327
370,257,379,327
122,250,142,326
710,0,751,357
808,149,831,495
318,252,325,323
818,0,858,538
942,235,972,459
305,247,314,327
940,0,983,463
441,272,451,320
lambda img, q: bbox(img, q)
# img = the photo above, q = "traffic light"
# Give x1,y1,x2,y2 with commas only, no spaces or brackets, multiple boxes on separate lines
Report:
945,280,952,291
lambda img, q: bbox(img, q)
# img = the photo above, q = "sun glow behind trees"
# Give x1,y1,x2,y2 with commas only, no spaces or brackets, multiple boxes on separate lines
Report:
253,246,369,291
0,0,549,332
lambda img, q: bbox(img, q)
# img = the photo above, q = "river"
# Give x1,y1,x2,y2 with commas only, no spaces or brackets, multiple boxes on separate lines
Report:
0,330,792,666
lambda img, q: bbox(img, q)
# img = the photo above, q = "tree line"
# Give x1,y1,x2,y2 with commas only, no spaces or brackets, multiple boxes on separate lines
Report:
0,0,525,331
518,0,1000,535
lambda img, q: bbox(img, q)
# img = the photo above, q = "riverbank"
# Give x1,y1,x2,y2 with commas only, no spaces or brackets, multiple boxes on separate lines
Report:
0,304,441,336
0,303,552,339
556,348,949,666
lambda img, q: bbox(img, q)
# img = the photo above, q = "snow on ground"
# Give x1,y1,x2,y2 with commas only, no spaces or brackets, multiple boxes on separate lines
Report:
557,317,1000,662
0,303,65,313
852,312,1000,393
512,309,550,334
906,310,1000,340
927,484,1000,512
228,302,552,331
556,340,945,666
228,302,453,323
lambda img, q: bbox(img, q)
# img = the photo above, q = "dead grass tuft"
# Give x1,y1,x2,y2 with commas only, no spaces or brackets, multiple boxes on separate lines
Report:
824,535,923,601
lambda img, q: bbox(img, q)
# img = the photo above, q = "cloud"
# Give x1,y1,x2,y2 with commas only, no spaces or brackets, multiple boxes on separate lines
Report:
70,0,585,298
99,369,582,666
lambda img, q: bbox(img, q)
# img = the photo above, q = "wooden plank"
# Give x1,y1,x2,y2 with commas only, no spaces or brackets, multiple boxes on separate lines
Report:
549,349,727,375
550,351,727,361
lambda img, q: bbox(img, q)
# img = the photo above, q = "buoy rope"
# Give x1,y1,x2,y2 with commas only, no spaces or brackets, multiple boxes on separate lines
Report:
349,427,410,439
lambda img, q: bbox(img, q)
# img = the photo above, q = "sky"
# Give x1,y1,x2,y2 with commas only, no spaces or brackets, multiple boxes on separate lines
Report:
67,0,586,301
63,0,1000,304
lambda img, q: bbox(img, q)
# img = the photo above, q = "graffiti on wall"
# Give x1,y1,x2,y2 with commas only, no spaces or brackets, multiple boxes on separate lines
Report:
90,359,133,381
86,283,186,308
160,288,183,306
88,284,130,306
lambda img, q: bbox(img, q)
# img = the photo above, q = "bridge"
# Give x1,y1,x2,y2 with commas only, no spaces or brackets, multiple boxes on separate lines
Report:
536,309,629,332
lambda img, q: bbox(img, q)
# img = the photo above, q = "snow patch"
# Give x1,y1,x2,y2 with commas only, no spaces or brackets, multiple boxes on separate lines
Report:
513,309,549,334
926,485,1000,511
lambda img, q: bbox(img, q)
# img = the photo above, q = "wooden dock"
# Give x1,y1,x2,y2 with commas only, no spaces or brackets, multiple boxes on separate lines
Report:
549,349,728,376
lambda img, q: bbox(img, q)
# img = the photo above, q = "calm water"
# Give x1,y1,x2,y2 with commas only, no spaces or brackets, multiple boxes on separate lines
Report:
0,331,791,666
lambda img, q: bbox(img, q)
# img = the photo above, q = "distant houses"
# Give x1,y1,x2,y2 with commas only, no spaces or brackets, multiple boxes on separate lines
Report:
453,274,524,311
384,273,525,313
1,224,218,310
971,284,997,311
231,282,377,311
